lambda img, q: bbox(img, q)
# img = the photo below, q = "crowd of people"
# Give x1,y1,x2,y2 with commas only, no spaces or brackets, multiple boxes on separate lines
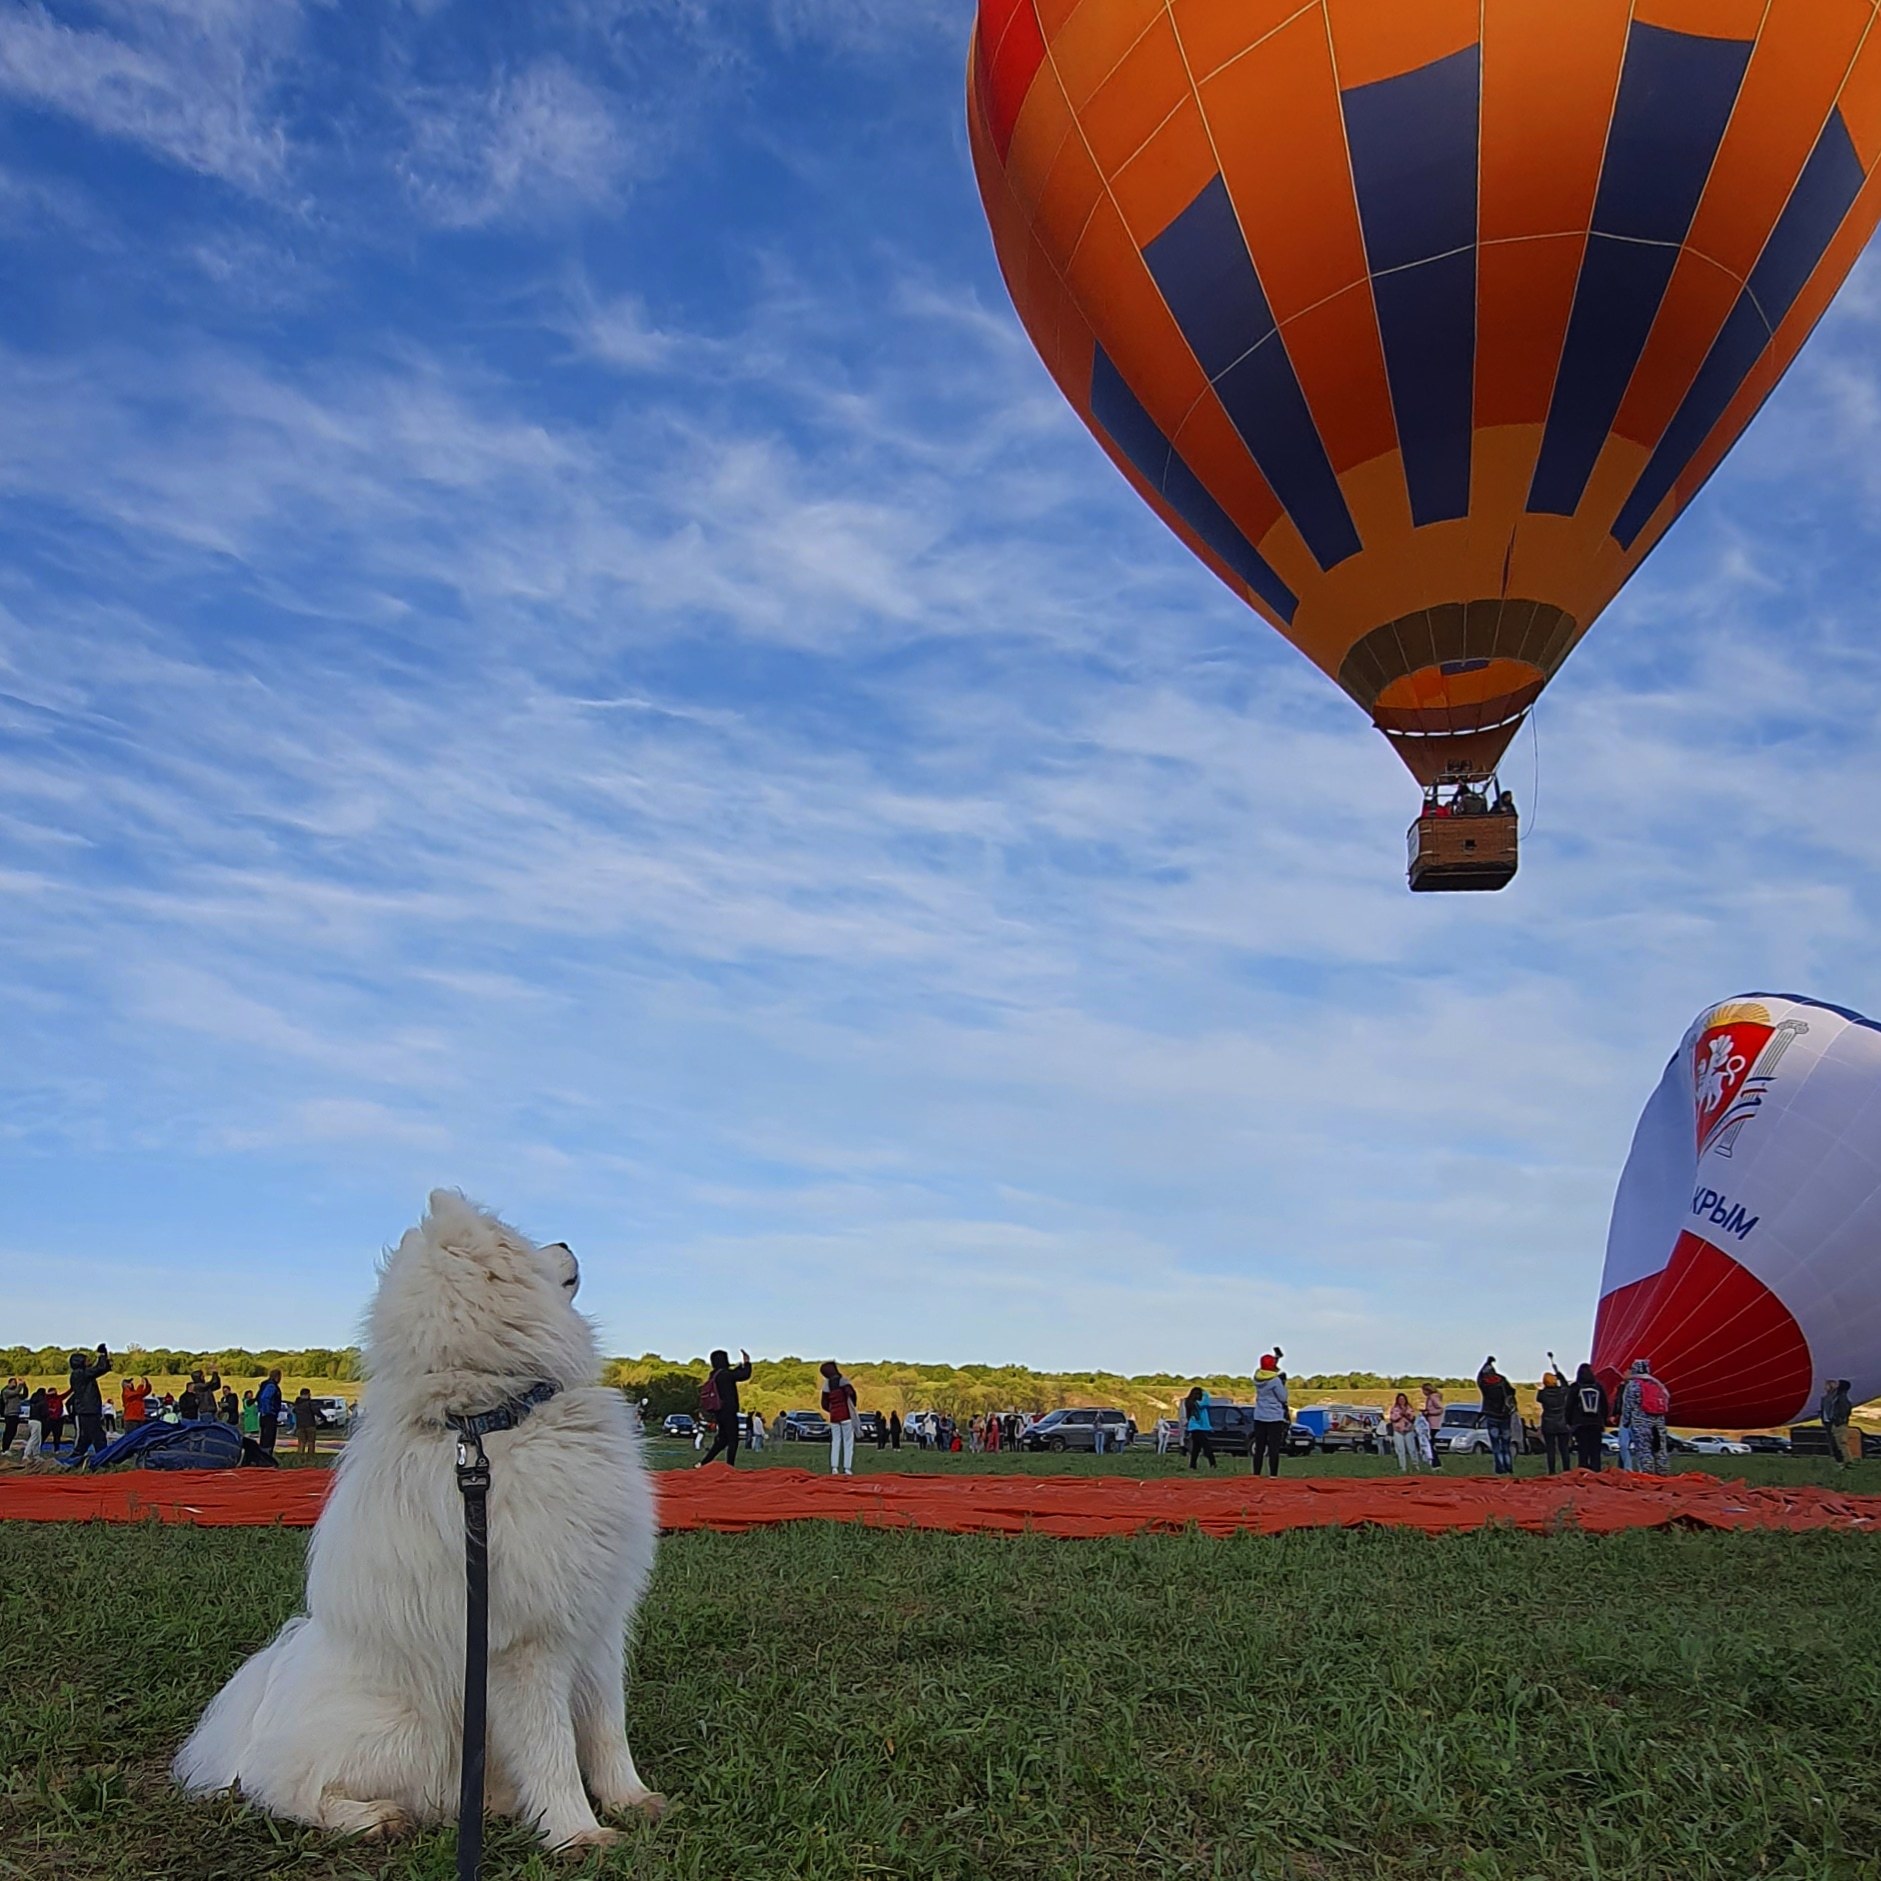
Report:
0,1353,329,1464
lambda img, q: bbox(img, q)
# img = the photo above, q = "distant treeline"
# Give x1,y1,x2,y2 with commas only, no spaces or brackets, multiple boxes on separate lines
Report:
0,1345,362,1382
2,1344,1486,1422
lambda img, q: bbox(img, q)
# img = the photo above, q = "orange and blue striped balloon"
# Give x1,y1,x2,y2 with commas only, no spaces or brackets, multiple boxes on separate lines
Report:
968,1,1881,785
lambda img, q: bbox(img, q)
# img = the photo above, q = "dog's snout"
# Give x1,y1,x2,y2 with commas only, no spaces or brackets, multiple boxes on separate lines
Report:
544,1240,579,1294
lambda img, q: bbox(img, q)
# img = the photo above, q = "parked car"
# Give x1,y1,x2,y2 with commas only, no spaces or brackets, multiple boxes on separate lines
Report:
778,1410,830,1442
1018,1408,1135,1453
1685,1434,1752,1455
857,1411,887,1443
310,1395,352,1432
661,1413,697,1439
1742,1434,1791,1454
1201,1404,1316,1456
1432,1405,1542,1457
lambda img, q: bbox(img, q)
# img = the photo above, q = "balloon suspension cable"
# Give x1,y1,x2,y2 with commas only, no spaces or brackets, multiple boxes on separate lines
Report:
1527,702,1541,844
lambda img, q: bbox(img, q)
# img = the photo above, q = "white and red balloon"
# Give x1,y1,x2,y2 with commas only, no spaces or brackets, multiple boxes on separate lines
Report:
1594,993,1881,1429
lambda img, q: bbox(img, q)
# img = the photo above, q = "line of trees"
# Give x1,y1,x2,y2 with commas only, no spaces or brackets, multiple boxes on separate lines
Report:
0,1345,362,1382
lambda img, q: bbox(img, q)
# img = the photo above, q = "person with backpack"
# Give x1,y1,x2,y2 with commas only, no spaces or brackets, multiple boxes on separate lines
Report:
1476,1360,1519,1475
1535,1369,1574,1473
1565,1364,1608,1470
698,1348,752,1467
820,1362,859,1476
1819,1378,1854,1469
1250,1352,1291,1477
1620,1357,1671,1474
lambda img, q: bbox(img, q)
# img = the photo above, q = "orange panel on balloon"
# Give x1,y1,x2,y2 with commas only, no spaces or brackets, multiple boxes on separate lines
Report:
1685,0,1871,282
1029,127,1105,267
1612,251,1741,449
1475,235,1586,430
1167,0,1313,85
1324,0,1479,90
1079,11,1191,177
1046,0,1162,108
1278,281,1398,476
1835,25,1881,168
1202,11,1370,323
1479,0,1630,242
1107,93,1217,246
1004,57,1075,209
1035,0,1082,38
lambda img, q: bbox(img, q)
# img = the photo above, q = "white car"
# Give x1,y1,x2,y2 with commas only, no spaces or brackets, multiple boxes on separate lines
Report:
1685,1434,1751,1455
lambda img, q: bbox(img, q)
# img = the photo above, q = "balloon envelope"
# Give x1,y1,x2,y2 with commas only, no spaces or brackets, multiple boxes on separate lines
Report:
968,2,1881,783
1594,994,1881,1429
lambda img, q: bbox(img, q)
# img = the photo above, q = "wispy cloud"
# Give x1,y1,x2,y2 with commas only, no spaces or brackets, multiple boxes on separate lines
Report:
0,0,296,190
396,57,634,228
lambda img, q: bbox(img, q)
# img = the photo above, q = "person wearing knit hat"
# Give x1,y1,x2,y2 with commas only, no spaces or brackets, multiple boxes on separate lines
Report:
1249,1349,1290,1478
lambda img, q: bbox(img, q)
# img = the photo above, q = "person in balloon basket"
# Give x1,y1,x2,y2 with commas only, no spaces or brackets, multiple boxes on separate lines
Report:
1476,1360,1519,1475
1563,1364,1607,1471
1620,1358,1671,1474
820,1361,858,1477
1820,1378,1855,1470
698,1348,753,1467
1250,1352,1290,1477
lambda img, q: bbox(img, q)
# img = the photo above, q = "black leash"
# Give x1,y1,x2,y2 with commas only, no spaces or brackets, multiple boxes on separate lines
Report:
453,1431,492,1881
447,1379,561,1881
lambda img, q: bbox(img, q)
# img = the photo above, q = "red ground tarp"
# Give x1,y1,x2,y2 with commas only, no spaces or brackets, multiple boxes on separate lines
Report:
1,1467,1876,1537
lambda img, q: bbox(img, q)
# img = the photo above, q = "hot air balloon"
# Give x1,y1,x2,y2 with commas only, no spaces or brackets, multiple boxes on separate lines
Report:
968,1,1881,889
1594,994,1881,1433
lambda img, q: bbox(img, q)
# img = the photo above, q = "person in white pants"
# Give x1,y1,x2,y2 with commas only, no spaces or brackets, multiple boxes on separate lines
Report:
820,1361,858,1476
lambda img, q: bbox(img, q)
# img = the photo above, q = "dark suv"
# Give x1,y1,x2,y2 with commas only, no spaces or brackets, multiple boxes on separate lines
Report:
1020,1408,1136,1452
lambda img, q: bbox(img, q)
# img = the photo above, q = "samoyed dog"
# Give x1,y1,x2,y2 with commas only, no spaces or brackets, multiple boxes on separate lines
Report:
175,1190,661,1852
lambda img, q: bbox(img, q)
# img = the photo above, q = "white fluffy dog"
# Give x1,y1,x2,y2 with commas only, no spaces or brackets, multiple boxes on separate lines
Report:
175,1190,661,1853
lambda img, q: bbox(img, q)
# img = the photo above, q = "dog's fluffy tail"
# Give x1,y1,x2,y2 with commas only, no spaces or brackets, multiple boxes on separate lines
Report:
173,1617,307,1795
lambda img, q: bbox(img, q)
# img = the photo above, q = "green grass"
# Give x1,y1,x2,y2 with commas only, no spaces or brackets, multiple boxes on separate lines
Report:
4,1503,1880,1881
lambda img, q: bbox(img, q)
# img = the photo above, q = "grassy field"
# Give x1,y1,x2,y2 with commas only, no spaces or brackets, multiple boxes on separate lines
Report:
5,1445,1880,1881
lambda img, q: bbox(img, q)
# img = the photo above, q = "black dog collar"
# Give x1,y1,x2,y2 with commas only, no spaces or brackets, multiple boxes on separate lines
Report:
445,1379,562,1441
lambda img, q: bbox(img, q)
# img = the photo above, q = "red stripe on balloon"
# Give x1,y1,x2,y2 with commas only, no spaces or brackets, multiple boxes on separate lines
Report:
1592,1231,1815,1429
977,0,1049,162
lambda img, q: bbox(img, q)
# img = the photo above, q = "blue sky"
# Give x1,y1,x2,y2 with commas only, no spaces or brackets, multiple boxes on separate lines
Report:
4,0,1881,1378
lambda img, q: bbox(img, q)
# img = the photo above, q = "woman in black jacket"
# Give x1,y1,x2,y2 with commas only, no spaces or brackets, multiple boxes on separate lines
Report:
1565,1363,1608,1471
1535,1369,1573,1473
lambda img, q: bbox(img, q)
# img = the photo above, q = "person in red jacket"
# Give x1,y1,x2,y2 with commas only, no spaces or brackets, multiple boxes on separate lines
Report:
42,1386,66,1451
122,1377,151,1426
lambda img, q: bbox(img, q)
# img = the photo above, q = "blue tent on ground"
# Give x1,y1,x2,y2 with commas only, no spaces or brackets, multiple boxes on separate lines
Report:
69,1418,245,1472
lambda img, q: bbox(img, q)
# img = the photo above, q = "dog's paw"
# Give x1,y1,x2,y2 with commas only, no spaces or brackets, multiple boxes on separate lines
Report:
321,1797,412,1841
554,1826,627,1857
599,1789,666,1824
